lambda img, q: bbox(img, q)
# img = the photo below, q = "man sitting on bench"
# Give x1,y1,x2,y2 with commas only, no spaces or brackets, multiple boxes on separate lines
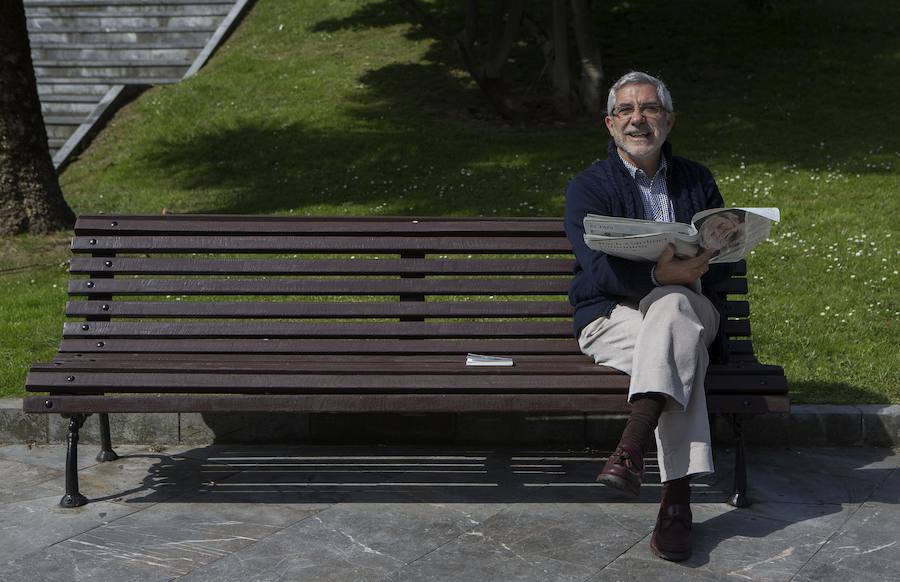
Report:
564,71,732,562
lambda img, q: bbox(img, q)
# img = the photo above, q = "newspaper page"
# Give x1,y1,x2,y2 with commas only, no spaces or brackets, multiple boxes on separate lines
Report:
583,208,779,263
691,207,780,263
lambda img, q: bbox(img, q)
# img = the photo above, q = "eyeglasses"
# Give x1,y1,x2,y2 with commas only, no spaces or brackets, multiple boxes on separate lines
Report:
610,103,668,119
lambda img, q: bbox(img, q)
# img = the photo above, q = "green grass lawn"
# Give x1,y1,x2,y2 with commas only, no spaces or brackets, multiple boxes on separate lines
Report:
2,0,897,402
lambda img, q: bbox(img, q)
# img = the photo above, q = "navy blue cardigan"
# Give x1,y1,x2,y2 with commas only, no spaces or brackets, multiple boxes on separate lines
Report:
564,140,732,337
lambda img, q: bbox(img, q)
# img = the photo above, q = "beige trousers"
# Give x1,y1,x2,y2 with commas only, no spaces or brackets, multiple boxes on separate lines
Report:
578,285,720,482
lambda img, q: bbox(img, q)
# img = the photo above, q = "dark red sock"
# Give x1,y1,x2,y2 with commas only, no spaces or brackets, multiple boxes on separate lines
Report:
619,393,666,454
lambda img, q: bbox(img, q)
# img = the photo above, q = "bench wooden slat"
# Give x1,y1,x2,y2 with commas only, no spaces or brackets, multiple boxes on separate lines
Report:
65,300,575,319
66,299,750,319
64,321,576,339
711,277,748,295
725,301,750,318
26,370,784,393
67,277,748,297
71,235,573,254
58,337,759,356
75,215,567,235
68,278,571,296
68,257,576,276
62,320,751,339
24,393,789,414
728,339,754,354
51,354,596,362
68,258,748,278
27,370,631,391
57,338,586,354
34,355,785,375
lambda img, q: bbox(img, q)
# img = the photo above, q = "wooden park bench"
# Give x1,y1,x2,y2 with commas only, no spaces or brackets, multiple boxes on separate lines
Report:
24,215,788,508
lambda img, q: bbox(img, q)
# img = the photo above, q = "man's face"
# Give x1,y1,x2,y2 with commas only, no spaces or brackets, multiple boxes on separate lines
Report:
605,83,674,168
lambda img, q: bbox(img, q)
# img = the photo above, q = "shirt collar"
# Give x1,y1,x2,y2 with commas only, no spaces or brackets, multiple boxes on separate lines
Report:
619,154,668,181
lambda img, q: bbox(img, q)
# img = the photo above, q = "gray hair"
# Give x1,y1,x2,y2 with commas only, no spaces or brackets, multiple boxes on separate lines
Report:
606,71,674,114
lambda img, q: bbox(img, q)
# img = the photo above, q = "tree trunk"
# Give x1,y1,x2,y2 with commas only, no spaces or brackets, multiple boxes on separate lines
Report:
459,0,478,52
571,0,603,113
1,2,75,235
484,0,523,79
550,0,573,116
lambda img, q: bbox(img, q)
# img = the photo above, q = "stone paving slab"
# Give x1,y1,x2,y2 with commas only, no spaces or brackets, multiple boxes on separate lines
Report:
0,443,147,471
4,502,325,581
0,444,896,581
0,496,140,564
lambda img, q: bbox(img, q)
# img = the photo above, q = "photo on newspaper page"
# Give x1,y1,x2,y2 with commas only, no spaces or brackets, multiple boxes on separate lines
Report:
692,207,780,263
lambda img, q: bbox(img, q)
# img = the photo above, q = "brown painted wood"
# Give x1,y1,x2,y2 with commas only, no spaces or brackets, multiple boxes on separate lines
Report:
67,278,571,296
57,337,586,354
60,320,750,340
26,368,785,393
62,321,576,339
724,301,750,317
65,300,575,319
65,299,749,320
68,257,576,276
24,393,788,414
39,352,784,371
71,235,573,254
32,356,785,376
712,277,748,295
29,218,783,428
75,215,567,235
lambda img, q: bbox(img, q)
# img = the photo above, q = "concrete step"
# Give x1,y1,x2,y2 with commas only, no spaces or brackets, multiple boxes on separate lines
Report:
41,99,98,116
44,117,82,139
28,14,224,29
25,4,232,17
38,80,114,96
34,60,191,79
39,92,99,102
31,44,203,61
38,76,180,88
27,29,215,44
48,136,68,152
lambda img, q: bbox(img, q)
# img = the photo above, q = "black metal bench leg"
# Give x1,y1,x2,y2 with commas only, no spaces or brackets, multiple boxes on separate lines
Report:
60,414,89,508
728,414,751,508
96,413,120,462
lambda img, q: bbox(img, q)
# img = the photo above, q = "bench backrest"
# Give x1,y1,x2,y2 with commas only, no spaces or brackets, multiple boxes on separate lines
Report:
63,215,755,361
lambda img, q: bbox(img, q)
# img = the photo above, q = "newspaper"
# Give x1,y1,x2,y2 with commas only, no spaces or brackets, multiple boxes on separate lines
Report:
583,207,780,263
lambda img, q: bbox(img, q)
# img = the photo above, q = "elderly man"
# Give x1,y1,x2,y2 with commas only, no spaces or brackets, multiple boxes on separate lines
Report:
564,71,731,561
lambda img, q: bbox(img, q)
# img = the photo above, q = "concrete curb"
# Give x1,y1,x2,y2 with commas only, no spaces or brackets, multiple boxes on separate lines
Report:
2,399,898,447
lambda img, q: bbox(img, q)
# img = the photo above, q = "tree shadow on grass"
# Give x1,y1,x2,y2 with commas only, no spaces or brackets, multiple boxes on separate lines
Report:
143,117,574,216
137,0,899,215
308,0,900,173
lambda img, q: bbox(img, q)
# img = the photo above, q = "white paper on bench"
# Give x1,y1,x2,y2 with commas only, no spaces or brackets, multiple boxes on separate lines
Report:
466,353,514,366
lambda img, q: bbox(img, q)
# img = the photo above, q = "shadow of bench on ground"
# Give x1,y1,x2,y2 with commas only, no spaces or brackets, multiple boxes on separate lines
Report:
76,443,896,571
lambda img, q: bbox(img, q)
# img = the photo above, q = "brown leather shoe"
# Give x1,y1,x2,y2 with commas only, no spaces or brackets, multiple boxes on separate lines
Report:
596,445,643,497
650,502,692,562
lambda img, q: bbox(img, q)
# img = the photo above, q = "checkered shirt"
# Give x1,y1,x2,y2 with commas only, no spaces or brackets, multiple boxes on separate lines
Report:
620,156,675,223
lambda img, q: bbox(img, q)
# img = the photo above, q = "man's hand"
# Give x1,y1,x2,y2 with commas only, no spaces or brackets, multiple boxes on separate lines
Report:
654,245,715,286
